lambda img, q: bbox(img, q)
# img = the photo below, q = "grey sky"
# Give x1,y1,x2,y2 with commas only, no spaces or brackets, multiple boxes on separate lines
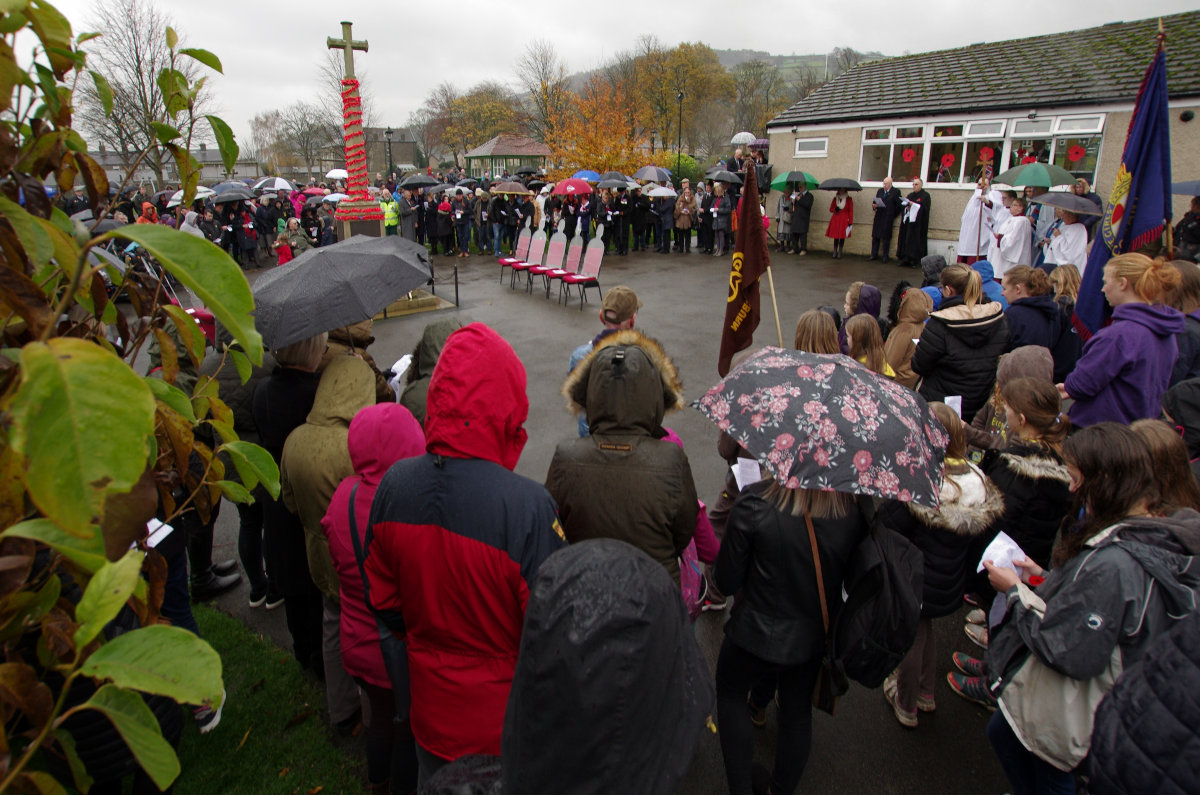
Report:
47,0,1197,144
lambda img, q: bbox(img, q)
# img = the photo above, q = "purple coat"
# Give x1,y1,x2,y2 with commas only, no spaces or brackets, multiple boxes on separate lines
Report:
1064,302,1184,427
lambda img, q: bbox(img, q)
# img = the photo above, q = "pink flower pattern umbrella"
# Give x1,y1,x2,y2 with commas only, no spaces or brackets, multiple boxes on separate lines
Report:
694,349,948,506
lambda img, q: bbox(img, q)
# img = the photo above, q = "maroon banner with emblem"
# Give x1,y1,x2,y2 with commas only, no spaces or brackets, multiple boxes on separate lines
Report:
717,166,770,376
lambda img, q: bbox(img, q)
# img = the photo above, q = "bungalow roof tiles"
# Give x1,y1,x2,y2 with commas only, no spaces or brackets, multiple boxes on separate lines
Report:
769,12,1200,128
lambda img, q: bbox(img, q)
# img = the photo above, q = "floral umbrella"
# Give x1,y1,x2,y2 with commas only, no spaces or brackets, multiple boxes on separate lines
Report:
693,348,948,506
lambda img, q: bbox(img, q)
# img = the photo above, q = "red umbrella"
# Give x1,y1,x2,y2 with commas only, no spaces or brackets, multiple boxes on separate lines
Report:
303,187,326,197
551,178,594,196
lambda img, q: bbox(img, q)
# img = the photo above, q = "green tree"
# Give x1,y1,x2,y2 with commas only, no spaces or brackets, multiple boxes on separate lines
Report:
0,3,274,791
445,82,522,158
732,60,791,137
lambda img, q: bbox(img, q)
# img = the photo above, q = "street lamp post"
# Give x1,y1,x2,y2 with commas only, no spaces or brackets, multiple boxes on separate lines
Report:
384,127,394,180
675,91,684,185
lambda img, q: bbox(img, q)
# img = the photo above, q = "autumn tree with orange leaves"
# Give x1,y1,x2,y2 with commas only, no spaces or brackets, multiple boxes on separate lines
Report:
546,76,646,179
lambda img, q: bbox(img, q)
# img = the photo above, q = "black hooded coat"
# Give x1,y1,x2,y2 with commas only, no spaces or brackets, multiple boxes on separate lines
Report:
420,539,715,795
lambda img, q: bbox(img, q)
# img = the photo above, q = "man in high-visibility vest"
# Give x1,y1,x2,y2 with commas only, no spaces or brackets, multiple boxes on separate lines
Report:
381,191,400,235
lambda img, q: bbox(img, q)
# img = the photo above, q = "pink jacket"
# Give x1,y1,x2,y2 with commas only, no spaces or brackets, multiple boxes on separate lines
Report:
321,403,425,688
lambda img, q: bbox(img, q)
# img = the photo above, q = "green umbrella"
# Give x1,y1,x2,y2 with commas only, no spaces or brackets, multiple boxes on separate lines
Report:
991,162,1077,188
771,171,819,191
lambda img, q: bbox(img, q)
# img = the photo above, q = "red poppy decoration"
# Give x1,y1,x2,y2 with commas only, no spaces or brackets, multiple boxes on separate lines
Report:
1021,155,1037,164
940,153,956,169
979,146,994,162
902,148,915,163
1017,147,1027,157
1067,145,1086,163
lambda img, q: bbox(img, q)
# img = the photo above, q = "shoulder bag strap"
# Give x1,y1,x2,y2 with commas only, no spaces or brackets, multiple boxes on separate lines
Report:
804,511,831,635
346,483,375,609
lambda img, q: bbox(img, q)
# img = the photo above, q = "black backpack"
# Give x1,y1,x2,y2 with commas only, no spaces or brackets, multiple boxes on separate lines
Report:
830,500,925,688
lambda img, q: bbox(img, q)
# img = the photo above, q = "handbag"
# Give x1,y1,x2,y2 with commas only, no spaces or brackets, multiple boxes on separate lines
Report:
805,511,849,715
347,483,411,721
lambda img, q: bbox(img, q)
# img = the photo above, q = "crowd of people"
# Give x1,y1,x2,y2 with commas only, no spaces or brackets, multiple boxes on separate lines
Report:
154,239,1198,795
74,158,1200,794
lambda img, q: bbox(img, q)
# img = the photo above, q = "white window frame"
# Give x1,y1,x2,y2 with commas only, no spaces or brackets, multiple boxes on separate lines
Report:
1054,114,1105,134
793,137,828,158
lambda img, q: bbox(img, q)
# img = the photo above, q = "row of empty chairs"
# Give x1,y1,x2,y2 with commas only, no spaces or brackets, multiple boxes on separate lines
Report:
498,222,605,309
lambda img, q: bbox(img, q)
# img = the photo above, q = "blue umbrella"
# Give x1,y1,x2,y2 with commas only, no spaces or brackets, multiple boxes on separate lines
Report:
1171,180,1200,196
572,170,601,182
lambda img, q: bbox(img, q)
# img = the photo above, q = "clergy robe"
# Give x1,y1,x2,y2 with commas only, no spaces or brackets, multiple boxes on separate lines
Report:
991,215,1033,278
957,189,1004,257
897,189,931,266
1044,222,1088,272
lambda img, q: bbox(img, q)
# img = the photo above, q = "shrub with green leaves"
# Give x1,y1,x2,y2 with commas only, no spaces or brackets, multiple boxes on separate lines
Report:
0,2,277,791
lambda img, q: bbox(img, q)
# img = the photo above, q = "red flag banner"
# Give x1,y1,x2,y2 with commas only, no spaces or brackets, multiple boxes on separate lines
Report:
717,167,771,376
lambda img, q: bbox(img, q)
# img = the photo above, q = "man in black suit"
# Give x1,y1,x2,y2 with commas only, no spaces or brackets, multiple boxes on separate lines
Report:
869,176,903,262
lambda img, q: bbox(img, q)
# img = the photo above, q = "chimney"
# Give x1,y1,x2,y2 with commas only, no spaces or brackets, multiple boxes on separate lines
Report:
199,142,206,151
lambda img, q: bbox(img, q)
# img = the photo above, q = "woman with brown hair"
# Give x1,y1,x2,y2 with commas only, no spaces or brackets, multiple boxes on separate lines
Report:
845,313,895,378
792,309,839,354
884,288,932,389
981,423,1200,794
911,264,1010,421
1130,418,1200,513
1060,253,1185,426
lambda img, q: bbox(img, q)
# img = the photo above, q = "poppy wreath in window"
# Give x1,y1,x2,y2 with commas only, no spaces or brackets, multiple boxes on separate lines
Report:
902,148,915,163
1067,145,1087,163
940,153,956,169
979,146,994,163
1021,155,1037,164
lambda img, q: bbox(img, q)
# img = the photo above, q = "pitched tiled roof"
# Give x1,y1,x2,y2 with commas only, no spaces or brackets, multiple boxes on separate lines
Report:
465,135,550,157
769,11,1200,128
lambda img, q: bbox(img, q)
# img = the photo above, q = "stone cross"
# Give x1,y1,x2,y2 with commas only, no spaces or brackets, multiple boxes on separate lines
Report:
326,21,367,80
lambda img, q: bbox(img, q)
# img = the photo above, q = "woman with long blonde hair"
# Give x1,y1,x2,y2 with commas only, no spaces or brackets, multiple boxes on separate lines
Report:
1060,253,1184,426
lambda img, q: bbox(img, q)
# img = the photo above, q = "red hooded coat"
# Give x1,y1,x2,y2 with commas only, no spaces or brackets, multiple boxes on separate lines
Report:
365,323,565,760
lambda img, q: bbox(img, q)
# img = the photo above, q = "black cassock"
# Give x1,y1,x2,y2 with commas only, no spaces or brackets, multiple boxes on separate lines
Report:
897,189,931,267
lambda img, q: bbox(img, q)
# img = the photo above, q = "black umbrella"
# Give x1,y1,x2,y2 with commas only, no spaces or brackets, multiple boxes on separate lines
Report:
597,178,630,190
708,170,743,185
304,194,325,207
213,186,254,203
1031,192,1103,216
399,173,438,188
457,178,478,189
514,164,540,175
598,171,629,182
252,235,433,350
633,165,672,183
150,189,173,204
817,177,863,191
423,183,457,195
210,181,245,194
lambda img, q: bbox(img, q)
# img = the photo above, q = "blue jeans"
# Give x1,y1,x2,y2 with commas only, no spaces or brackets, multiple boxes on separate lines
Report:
987,711,1076,795
492,223,503,255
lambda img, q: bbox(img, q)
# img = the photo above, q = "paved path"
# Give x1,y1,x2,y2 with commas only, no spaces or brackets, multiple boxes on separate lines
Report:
204,242,1009,793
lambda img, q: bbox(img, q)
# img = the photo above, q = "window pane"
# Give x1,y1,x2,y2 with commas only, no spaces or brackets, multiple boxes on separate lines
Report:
1052,136,1101,182
892,143,924,181
933,124,963,138
864,128,891,141
795,138,827,157
926,140,965,183
1007,139,1052,170
1057,116,1102,133
895,126,924,139
1012,119,1052,135
964,140,1005,182
967,120,1005,136
860,144,891,182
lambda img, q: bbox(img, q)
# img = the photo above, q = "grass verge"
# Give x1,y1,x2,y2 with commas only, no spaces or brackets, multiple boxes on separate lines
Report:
173,604,364,794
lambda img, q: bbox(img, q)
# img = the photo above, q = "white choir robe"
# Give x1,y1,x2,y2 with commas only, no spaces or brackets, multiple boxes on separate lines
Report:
986,205,1013,264
991,215,1032,278
1044,222,1088,274
957,189,1005,256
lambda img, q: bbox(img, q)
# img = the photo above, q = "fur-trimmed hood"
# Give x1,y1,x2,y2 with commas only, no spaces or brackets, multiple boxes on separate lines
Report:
907,461,1004,536
998,441,1071,484
562,329,684,437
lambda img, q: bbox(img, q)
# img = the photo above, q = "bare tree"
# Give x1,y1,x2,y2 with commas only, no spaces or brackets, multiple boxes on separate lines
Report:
731,60,790,137
831,47,865,77
788,64,827,102
514,39,570,143
424,82,462,164
76,0,213,184
278,102,338,182
248,110,286,173
317,50,378,131
406,107,436,168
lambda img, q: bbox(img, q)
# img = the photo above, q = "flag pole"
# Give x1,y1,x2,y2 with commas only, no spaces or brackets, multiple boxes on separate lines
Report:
765,265,783,346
